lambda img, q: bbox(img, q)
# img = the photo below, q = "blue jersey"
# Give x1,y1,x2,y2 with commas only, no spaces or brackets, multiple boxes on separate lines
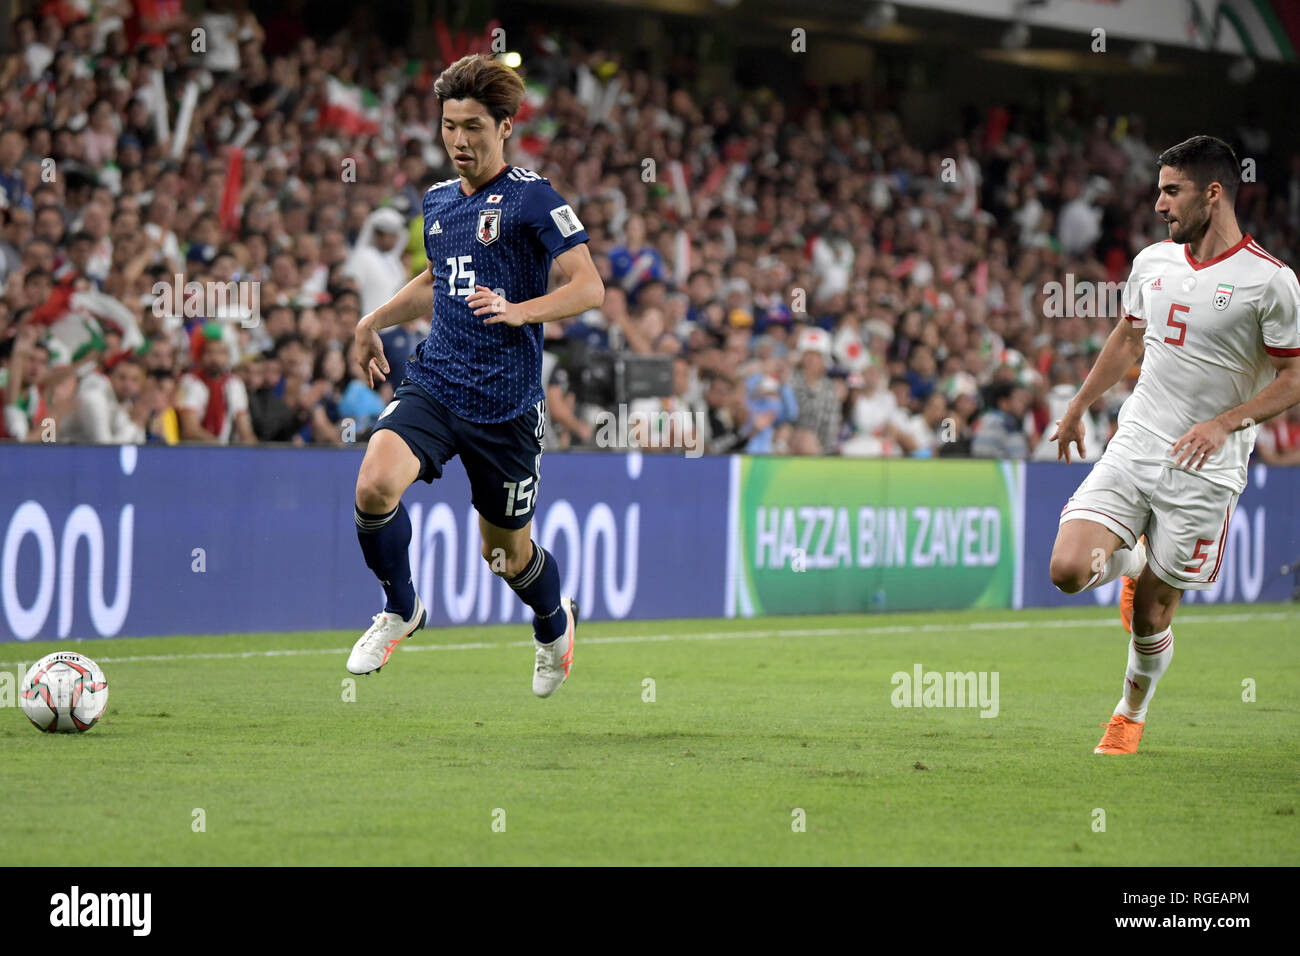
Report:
406,164,589,423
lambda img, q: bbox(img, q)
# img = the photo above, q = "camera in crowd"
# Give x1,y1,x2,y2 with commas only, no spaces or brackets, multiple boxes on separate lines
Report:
555,340,674,406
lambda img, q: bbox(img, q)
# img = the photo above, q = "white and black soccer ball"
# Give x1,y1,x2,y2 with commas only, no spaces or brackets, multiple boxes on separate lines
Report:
20,652,109,733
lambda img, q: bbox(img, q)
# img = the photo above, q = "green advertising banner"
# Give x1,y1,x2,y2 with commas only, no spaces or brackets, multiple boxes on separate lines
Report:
726,458,1024,616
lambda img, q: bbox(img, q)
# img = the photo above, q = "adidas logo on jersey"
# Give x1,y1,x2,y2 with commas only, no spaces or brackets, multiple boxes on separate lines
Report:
1149,277,1162,290
428,220,442,235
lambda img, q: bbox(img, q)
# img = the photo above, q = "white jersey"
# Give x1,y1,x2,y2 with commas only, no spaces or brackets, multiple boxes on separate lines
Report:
178,372,249,444
1118,233,1300,492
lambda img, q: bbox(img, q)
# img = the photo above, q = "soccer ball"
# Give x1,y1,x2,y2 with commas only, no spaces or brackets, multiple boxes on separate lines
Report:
20,652,109,733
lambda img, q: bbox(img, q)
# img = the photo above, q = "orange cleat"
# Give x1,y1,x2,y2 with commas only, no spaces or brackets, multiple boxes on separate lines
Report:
1119,575,1137,633
1094,713,1145,754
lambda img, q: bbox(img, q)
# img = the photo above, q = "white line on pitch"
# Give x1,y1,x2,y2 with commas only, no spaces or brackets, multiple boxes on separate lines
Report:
0,610,1293,669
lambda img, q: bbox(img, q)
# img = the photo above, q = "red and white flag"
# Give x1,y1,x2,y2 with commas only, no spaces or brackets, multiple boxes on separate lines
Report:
321,77,381,136
219,147,243,236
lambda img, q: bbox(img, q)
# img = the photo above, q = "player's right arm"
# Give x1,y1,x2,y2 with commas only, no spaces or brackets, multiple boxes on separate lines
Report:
1050,312,1145,463
354,267,435,387
1051,253,1153,462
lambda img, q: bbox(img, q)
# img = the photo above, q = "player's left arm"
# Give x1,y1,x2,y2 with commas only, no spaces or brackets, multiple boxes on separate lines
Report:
1172,267,1300,469
1172,354,1300,469
472,243,604,327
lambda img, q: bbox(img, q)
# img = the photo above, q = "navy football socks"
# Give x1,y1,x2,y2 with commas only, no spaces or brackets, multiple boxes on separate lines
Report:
355,503,417,619
508,541,566,643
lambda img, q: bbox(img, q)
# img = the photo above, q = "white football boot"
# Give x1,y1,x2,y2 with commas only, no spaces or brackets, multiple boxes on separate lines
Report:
533,597,577,697
347,594,426,675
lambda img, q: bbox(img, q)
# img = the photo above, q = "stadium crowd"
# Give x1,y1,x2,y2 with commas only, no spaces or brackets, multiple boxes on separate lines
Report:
4,2,1300,463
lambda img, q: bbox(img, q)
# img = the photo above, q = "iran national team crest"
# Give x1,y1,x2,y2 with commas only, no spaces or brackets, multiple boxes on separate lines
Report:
1213,282,1234,311
477,208,502,245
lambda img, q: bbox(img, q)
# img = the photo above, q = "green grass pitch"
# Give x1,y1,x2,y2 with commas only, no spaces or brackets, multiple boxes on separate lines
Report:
1,603,1297,866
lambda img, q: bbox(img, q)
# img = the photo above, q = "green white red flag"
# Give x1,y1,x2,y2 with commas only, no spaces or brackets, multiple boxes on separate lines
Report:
321,77,381,136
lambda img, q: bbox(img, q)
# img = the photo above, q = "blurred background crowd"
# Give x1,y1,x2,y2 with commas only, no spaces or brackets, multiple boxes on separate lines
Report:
3,0,1300,463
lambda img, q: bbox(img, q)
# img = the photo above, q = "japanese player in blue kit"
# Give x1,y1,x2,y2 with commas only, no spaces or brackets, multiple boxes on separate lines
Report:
347,54,604,696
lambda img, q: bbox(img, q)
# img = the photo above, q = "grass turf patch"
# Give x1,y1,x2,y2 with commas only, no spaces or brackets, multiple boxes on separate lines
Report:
1,603,1296,865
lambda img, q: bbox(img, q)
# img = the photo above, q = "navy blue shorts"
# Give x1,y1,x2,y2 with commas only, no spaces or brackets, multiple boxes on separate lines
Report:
372,381,545,531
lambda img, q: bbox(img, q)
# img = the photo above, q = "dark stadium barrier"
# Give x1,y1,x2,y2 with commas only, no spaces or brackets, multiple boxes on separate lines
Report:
1,447,1296,642
0,445,728,642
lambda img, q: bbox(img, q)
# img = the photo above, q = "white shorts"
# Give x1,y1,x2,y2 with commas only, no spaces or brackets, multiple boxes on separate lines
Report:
1058,428,1238,591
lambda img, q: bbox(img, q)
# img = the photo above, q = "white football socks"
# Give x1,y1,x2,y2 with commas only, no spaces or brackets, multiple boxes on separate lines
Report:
1114,627,1174,722
1081,545,1145,591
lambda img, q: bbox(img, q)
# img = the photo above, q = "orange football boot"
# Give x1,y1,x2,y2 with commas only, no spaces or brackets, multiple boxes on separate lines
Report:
1119,576,1137,632
1094,713,1145,754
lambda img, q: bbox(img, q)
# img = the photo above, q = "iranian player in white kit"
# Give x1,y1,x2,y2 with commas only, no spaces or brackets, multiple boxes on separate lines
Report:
1048,135,1300,754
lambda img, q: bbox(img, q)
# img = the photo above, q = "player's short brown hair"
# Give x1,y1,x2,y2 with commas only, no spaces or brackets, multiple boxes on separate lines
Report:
1157,135,1240,201
433,54,524,125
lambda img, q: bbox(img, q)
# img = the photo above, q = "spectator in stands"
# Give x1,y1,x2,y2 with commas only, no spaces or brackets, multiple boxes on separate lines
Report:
2,325,48,440
905,344,938,404
842,364,903,457
3,329,81,442
0,130,27,211
743,373,794,455
543,351,591,450
304,344,348,445
246,348,298,442
935,384,979,457
971,381,1029,459
2,4,1295,463
810,212,854,303
177,333,254,444
894,390,950,458
703,372,750,454
608,213,664,305
58,352,148,444
335,340,387,438
790,327,840,454
1057,178,1105,258
0,207,32,282
341,209,408,321
142,334,177,373
684,269,716,325
140,367,180,444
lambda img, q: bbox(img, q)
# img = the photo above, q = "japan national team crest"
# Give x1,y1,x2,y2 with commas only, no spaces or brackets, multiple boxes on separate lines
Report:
1213,282,1234,311
477,208,502,245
